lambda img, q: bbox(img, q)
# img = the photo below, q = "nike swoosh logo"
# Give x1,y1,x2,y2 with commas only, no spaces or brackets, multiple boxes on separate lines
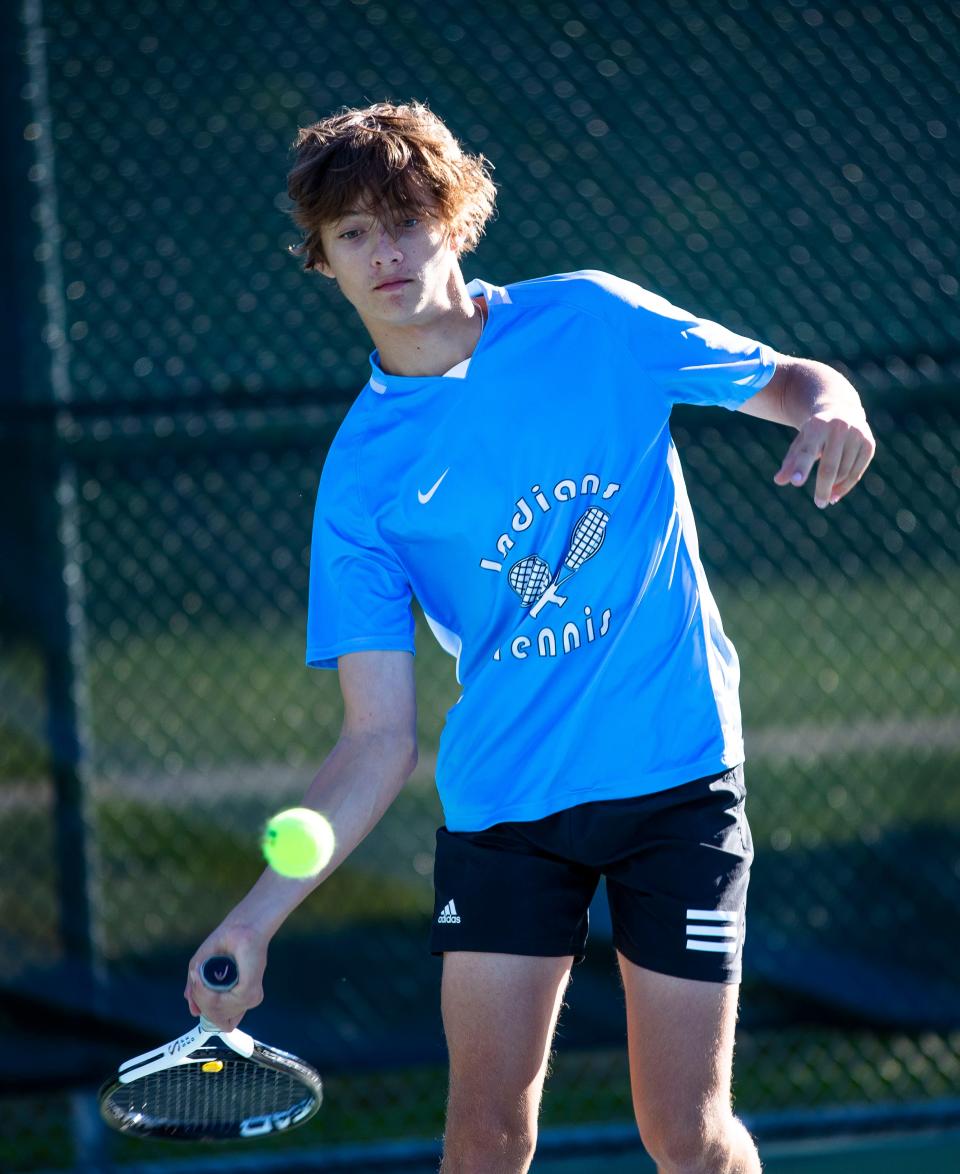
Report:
418,468,450,504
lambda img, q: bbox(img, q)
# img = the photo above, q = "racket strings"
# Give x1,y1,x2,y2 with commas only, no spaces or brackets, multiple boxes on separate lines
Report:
508,555,551,606
563,507,608,571
106,1057,307,1128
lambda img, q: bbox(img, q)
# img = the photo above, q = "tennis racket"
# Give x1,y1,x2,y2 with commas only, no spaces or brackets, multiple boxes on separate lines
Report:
509,506,610,617
98,955,323,1142
508,553,552,606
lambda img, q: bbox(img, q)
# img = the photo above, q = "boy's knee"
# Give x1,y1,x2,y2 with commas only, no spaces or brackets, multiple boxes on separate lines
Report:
639,1103,755,1173
441,1110,536,1173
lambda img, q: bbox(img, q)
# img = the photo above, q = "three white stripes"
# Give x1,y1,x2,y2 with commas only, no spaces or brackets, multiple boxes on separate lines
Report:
686,908,739,953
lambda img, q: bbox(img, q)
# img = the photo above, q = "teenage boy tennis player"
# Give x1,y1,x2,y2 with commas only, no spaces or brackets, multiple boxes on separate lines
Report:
186,102,875,1173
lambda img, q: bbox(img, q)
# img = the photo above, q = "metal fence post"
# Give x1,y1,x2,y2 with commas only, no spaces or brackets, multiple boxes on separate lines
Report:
15,0,106,993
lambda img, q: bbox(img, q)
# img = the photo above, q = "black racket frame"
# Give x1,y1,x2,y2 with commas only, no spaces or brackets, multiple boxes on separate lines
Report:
98,1034,323,1141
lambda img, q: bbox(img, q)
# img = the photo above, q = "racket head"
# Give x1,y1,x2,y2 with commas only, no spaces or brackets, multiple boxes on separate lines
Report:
563,507,609,571
508,554,551,606
98,1031,323,1141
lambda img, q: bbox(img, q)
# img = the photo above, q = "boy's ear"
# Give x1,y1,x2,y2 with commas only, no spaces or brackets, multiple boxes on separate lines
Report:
315,259,335,279
447,223,468,255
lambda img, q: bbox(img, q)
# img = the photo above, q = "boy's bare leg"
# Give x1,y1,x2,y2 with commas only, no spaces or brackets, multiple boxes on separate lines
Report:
618,954,761,1174
439,951,573,1174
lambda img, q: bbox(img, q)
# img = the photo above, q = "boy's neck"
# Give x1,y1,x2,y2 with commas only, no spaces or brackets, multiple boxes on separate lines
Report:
368,287,487,379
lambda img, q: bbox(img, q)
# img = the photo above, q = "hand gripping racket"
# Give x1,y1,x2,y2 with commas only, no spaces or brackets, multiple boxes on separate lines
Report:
98,955,323,1142
509,506,610,618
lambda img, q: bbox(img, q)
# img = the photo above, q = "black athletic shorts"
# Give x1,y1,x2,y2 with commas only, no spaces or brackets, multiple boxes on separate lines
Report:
430,764,752,984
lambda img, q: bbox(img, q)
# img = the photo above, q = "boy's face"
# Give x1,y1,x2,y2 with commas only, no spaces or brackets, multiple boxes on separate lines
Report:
317,201,464,329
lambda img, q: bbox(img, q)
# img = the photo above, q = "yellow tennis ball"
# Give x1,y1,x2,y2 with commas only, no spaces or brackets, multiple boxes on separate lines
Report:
262,807,335,878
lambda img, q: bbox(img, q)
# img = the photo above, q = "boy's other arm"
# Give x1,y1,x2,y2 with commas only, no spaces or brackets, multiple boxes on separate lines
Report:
737,354,876,508
239,648,418,935
184,649,417,1028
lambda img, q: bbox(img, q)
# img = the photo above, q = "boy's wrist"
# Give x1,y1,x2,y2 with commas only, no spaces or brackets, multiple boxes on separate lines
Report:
229,869,319,938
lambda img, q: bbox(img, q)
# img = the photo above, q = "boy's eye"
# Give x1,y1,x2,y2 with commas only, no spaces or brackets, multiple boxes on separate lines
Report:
337,217,419,241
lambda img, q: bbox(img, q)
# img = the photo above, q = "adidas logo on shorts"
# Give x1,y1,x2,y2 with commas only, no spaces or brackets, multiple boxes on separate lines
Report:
437,899,461,925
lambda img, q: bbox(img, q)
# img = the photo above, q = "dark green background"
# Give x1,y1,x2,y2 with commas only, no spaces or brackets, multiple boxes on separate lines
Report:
2,1,958,1170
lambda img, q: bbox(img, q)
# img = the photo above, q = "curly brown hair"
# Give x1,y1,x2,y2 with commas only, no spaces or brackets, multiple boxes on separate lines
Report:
287,101,497,271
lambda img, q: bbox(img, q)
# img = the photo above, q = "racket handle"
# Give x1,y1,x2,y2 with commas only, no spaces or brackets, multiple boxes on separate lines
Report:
199,954,239,991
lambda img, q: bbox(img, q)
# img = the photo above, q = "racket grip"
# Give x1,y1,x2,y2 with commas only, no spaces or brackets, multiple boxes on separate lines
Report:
199,954,239,991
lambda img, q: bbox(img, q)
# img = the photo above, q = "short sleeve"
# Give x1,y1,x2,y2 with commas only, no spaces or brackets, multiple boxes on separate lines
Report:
305,443,415,670
584,271,777,411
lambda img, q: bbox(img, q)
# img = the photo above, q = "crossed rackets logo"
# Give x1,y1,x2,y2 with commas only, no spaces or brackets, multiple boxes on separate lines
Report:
507,506,609,619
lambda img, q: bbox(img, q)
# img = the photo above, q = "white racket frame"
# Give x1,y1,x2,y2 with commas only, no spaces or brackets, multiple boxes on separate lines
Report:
117,1017,254,1084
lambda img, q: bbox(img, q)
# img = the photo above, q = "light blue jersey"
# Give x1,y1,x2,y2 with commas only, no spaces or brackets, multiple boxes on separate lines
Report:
306,271,776,831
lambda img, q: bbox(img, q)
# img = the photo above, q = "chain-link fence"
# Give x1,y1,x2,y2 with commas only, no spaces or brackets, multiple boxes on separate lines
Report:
3,1,959,1170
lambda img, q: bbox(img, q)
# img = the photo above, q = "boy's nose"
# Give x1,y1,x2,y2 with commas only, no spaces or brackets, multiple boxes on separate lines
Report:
372,227,403,262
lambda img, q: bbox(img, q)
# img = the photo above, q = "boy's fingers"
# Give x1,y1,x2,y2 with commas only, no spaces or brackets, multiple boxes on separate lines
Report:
834,444,861,488
775,415,876,505
774,422,827,486
814,423,848,507
826,444,863,503
829,442,875,501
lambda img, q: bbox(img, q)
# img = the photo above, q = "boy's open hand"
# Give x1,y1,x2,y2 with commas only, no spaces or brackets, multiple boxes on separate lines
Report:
773,409,876,508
